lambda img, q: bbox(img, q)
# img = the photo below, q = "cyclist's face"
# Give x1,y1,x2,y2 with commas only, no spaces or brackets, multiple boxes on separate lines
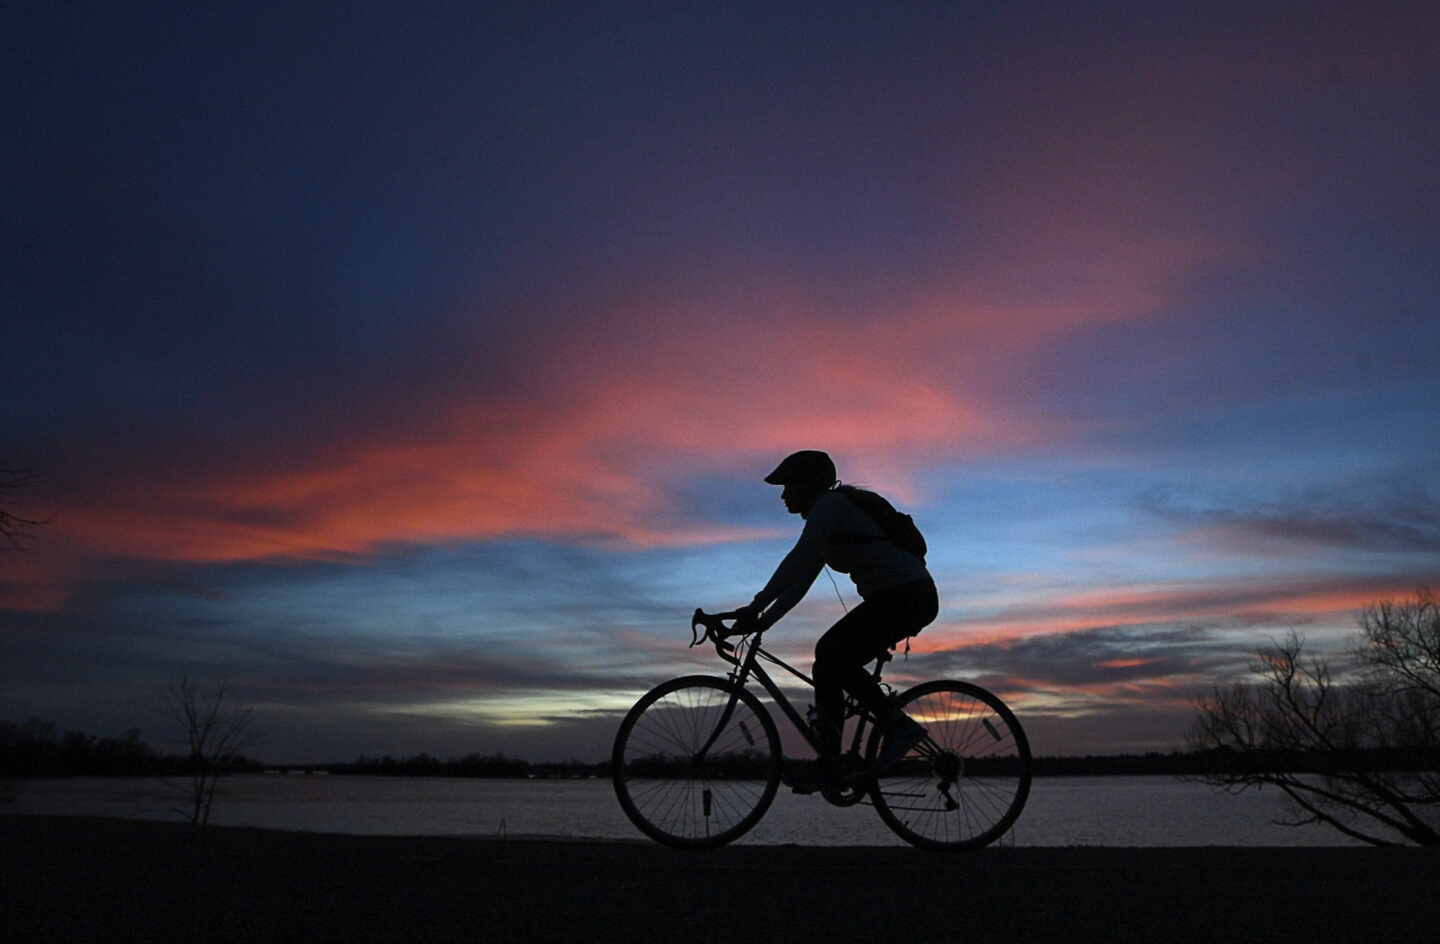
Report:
781,482,819,515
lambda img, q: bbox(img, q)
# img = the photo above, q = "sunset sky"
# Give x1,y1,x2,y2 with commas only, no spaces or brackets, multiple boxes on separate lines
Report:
4,1,1437,763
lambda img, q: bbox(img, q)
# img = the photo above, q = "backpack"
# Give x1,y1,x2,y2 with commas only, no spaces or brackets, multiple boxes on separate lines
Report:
833,485,927,561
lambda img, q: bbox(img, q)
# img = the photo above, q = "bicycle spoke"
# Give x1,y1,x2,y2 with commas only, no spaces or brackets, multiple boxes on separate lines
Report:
613,677,781,848
869,680,1031,850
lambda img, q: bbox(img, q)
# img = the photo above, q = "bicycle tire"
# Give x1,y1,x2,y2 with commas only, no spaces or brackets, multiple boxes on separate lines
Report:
612,675,782,848
867,680,1031,850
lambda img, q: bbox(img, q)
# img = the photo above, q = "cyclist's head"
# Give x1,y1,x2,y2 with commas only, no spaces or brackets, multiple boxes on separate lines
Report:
764,450,836,516
764,450,836,489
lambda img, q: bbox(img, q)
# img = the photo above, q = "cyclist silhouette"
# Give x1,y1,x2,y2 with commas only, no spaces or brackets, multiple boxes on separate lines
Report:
732,450,938,791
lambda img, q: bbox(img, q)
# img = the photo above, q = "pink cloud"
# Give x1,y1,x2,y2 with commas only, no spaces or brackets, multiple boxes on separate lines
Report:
1093,657,1161,670
7,273,1209,613
7,78,1247,611
910,576,1421,659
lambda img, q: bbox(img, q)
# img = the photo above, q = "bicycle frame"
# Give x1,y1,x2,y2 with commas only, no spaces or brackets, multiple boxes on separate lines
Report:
690,609,887,765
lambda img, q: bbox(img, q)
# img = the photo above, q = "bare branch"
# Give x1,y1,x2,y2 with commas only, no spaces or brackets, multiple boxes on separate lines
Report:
1189,591,1440,846
166,674,256,826
1275,781,1402,847
0,468,49,549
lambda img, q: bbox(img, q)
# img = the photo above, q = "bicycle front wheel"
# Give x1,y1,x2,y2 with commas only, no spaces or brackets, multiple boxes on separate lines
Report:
611,675,782,848
868,680,1031,850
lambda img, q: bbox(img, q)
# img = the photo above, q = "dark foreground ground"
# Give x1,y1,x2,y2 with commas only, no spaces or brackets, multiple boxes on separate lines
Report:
3,816,1437,943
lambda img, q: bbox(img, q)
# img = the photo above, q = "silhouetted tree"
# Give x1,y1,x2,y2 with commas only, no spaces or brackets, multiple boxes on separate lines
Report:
0,468,46,549
1188,590,1440,846
2,719,167,776
167,676,255,825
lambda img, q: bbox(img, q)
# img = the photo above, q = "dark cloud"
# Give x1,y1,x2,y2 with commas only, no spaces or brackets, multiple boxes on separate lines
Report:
944,575,1429,635
1018,703,1198,756
876,626,1269,756
0,539,711,761
913,624,1242,693
1142,476,1440,555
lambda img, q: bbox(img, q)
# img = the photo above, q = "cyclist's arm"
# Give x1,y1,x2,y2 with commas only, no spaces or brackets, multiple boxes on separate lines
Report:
755,575,817,629
749,517,826,625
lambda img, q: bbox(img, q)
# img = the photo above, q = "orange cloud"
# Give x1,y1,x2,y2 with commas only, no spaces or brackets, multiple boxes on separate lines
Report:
1093,658,1160,670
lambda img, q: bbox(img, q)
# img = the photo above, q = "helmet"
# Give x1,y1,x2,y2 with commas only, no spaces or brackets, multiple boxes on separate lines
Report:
763,450,836,488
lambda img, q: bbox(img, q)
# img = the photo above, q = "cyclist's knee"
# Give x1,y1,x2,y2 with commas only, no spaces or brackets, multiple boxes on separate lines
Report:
813,636,838,666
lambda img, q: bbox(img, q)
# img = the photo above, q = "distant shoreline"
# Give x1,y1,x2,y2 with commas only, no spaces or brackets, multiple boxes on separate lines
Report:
4,815,1437,943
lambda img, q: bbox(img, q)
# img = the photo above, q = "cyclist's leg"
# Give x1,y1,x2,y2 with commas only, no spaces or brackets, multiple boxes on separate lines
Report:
814,579,939,734
814,602,891,745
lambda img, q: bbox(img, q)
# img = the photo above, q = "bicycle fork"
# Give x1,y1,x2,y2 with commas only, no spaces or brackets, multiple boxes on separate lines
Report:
692,680,754,763
691,685,753,832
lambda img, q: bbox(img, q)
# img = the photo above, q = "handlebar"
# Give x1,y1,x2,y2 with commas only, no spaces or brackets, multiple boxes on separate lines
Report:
690,608,762,661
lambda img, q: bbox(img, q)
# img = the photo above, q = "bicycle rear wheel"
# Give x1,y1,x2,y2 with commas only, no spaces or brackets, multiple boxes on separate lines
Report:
868,680,1031,850
612,675,782,848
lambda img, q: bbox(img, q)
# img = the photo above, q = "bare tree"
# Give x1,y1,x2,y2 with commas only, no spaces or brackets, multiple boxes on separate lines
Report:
1188,590,1440,846
167,676,255,826
0,467,47,549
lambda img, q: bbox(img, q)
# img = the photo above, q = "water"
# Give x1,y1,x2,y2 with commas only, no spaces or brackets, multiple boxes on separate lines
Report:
5,774,1368,846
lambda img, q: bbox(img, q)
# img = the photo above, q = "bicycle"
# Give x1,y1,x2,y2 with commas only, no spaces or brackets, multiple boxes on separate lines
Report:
611,608,1032,850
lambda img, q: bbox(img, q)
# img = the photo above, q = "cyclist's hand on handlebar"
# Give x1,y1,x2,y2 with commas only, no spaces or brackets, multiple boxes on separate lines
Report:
725,604,766,637
724,614,758,637
690,605,764,647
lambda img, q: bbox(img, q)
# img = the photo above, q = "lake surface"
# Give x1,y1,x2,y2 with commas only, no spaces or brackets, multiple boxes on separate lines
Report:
6,774,1369,846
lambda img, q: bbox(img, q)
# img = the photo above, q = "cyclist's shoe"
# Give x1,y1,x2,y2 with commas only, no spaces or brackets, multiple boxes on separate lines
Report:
877,715,928,770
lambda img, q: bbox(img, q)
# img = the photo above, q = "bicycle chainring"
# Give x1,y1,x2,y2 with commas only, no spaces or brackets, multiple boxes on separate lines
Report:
820,780,868,807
